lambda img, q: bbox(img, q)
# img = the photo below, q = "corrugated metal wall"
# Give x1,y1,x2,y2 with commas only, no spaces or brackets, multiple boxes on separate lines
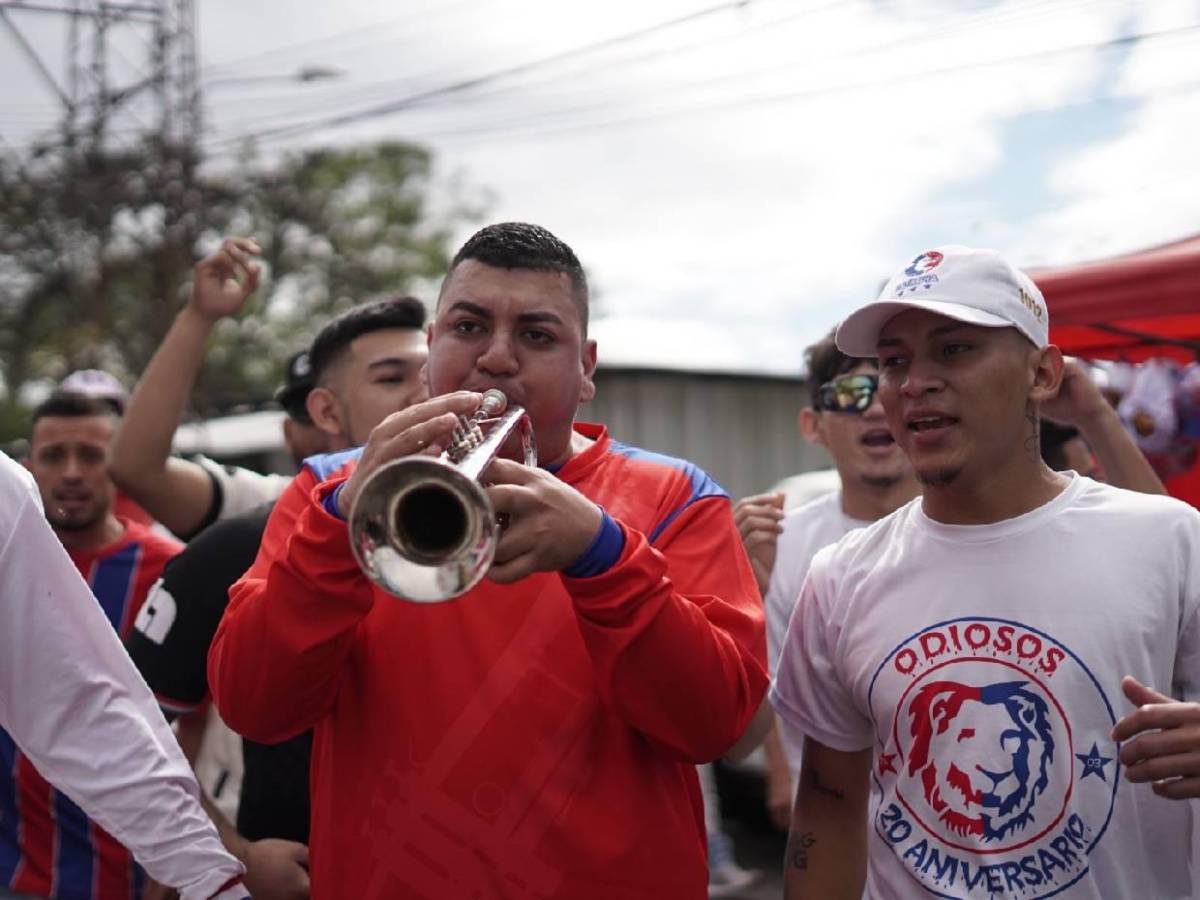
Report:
584,367,831,501
170,367,833,498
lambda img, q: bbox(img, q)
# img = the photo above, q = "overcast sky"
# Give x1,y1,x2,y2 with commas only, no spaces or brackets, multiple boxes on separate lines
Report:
3,0,1199,373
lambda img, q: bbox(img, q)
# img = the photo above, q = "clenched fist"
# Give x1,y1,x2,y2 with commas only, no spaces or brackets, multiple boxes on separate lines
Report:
734,492,785,595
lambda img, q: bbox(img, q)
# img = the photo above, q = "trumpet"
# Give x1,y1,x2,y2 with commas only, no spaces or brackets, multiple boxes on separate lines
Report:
348,389,537,602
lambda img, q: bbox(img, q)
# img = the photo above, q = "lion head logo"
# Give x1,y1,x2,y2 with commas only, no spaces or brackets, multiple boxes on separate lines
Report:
904,680,1055,842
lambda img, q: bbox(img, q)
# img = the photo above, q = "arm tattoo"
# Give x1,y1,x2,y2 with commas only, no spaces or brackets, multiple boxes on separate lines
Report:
806,767,846,800
788,831,817,871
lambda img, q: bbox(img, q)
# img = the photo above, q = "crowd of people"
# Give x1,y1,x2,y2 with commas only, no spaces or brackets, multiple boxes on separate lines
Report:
0,225,1197,900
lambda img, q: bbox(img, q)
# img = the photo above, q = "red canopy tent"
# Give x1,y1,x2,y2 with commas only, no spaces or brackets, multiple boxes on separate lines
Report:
1030,235,1200,504
1032,234,1200,363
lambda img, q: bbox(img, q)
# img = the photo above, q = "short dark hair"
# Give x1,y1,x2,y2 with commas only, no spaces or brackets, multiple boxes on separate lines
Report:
446,222,589,333
805,329,873,408
31,392,119,428
1040,420,1080,471
308,295,427,385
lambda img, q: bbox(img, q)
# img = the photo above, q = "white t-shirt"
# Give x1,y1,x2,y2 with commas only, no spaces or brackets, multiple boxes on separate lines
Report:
0,452,247,900
766,491,869,671
766,491,868,782
771,475,1200,900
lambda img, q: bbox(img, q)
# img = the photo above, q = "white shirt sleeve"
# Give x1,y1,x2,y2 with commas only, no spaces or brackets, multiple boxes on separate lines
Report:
0,456,247,900
194,454,290,523
1173,513,1200,704
764,544,801,677
769,546,873,753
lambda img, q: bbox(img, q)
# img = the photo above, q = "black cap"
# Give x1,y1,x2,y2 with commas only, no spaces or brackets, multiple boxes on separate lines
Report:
274,350,316,421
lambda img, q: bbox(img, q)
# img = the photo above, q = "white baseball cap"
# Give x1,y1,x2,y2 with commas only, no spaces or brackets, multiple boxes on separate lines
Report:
835,246,1049,357
59,369,129,412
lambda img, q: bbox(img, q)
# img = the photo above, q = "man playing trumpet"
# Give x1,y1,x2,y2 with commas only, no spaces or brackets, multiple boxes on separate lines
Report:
209,222,768,899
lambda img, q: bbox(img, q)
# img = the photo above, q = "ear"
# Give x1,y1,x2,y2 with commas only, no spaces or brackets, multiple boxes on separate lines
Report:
1028,345,1065,405
305,385,345,440
578,339,598,404
798,406,826,447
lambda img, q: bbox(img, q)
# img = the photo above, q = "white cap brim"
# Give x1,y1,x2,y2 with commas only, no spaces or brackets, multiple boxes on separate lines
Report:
835,299,1015,357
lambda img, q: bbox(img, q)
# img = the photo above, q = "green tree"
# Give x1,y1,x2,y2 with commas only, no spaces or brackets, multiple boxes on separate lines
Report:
0,138,484,442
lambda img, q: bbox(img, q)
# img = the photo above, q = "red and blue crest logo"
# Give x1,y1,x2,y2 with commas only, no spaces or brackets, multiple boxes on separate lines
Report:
905,251,945,277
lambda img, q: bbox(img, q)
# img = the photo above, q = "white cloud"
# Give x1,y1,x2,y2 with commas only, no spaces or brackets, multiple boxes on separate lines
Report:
7,0,1194,373
591,313,821,375
1015,2,1200,267
405,0,1133,369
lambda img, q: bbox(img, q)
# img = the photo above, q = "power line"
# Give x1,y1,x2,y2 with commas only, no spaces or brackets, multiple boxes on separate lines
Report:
207,0,777,147
377,0,849,108
422,0,1103,110
203,0,1063,144
205,0,1124,150
200,0,481,75
388,21,1200,147
206,0,840,139
368,0,1110,140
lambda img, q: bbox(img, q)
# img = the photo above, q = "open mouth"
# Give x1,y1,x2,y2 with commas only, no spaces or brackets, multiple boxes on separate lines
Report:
906,415,958,433
860,429,895,448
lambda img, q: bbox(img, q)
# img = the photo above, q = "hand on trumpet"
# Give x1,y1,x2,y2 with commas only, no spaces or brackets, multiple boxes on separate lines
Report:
484,459,603,583
336,392,486,519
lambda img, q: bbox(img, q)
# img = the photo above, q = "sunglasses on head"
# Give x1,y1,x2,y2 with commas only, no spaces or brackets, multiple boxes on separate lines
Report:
816,373,879,414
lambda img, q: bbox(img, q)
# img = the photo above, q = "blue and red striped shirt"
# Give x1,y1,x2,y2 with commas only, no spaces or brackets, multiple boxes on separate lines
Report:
0,519,181,899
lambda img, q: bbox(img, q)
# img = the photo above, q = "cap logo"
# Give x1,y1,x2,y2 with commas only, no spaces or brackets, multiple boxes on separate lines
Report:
904,251,944,277
1019,287,1044,322
292,353,312,378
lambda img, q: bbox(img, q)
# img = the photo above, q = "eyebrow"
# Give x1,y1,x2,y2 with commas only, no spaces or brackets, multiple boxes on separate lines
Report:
366,357,413,371
930,324,971,337
36,440,103,452
447,300,566,327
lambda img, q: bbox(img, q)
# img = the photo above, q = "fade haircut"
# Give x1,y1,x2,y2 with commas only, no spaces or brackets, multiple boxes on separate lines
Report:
805,329,873,409
445,222,590,334
308,295,427,385
31,392,119,428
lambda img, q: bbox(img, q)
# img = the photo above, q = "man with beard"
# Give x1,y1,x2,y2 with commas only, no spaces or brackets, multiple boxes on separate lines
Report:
3,393,184,898
209,222,767,900
771,246,1199,899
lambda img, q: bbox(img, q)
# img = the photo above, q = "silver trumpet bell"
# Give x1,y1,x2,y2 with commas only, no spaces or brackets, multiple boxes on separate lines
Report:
348,389,537,602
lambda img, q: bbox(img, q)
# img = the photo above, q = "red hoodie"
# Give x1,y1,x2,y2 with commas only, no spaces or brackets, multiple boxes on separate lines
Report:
209,424,766,899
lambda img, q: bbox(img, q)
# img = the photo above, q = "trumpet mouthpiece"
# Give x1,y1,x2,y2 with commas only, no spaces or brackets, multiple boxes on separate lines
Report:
480,389,508,416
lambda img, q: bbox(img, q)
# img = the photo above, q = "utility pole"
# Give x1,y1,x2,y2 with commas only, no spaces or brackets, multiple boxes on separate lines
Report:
0,0,200,160
0,0,205,395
